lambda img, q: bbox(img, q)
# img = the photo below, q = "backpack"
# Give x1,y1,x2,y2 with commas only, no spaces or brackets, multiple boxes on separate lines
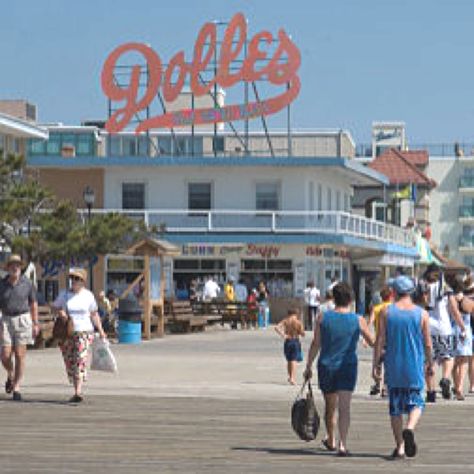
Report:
291,381,320,442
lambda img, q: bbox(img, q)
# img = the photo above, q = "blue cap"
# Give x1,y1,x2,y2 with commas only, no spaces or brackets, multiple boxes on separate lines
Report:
391,275,415,295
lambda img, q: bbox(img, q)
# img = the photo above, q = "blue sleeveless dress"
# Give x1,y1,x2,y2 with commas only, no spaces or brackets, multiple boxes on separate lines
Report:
317,310,360,393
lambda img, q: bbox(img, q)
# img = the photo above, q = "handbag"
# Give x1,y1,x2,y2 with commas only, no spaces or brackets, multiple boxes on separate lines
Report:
52,292,74,342
291,380,320,442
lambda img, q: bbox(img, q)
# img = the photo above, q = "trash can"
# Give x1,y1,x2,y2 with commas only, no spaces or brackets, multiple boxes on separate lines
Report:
118,298,142,344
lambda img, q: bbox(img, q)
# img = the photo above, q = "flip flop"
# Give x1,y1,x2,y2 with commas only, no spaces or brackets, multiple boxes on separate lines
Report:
390,448,405,460
337,450,351,457
321,439,336,452
402,429,417,458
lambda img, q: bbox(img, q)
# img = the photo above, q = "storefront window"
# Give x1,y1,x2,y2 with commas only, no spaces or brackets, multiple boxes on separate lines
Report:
240,259,293,297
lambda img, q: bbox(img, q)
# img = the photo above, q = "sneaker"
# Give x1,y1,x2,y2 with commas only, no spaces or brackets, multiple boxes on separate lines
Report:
426,391,436,403
439,378,451,400
12,391,22,402
369,384,380,396
5,378,13,394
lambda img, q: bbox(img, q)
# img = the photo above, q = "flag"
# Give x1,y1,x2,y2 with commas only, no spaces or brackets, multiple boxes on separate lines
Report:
393,185,411,200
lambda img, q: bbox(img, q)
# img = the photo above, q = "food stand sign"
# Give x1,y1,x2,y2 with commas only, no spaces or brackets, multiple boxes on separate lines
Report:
101,12,301,133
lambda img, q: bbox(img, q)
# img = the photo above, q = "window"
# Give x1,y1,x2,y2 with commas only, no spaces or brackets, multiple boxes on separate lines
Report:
188,183,212,210
213,136,225,153
28,138,45,155
309,182,315,211
123,136,137,155
46,134,61,155
175,137,188,156
256,182,280,211
327,188,332,211
122,183,145,209
158,137,172,155
336,190,341,211
344,193,350,212
109,136,121,156
137,135,149,156
317,184,322,211
77,134,94,155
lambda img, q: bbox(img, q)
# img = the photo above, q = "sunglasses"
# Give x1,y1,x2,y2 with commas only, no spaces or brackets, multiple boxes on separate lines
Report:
71,276,84,282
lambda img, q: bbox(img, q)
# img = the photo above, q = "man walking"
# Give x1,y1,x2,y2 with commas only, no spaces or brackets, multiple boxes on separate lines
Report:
303,281,320,331
373,276,433,458
0,255,39,401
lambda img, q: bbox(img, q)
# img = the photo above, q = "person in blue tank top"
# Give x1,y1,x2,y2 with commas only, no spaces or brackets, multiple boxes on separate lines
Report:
373,276,433,459
304,282,374,457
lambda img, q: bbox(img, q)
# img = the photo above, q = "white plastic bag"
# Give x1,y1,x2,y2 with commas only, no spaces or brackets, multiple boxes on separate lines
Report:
90,336,118,373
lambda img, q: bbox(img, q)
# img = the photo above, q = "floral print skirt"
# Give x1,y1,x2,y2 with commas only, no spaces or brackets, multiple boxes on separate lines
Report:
59,332,94,384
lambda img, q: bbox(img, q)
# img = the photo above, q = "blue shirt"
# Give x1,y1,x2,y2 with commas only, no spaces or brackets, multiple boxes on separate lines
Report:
318,310,360,370
384,304,425,389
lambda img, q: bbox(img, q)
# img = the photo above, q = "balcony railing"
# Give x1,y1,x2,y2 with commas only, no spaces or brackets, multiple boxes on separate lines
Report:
81,209,414,248
459,206,474,218
460,177,474,188
355,143,474,158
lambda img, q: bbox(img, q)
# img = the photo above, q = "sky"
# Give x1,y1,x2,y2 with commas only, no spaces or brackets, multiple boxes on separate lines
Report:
1,0,474,144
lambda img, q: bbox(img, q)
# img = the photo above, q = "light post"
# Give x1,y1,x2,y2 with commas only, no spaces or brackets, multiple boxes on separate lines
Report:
83,185,95,290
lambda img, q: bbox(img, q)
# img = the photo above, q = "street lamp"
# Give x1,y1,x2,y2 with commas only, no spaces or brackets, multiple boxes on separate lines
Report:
83,185,95,290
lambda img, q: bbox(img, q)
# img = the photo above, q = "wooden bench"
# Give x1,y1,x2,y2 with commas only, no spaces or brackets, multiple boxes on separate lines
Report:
164,300,207,333
193,300,252,329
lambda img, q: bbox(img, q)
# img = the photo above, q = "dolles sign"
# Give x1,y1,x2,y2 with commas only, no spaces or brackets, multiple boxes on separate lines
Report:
101,12,301,133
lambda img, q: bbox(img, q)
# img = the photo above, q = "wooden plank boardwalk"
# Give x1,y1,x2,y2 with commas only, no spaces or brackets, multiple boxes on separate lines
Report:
0,393,473,473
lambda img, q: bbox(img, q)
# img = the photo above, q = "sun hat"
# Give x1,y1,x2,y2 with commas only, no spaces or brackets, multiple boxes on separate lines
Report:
5,254,23,268
68,267,88,282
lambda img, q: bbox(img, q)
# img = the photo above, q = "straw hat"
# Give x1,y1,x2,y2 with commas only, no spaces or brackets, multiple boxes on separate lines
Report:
68,267,88,282
5,254,24,268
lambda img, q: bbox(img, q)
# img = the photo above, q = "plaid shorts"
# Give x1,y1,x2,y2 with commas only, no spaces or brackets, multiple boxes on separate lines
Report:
431,335,456,362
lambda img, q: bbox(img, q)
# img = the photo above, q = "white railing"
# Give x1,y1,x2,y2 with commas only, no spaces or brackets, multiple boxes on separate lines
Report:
80,209,415,247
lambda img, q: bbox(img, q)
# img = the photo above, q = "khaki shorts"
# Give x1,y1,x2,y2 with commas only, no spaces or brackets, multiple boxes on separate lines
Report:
1,313,33,347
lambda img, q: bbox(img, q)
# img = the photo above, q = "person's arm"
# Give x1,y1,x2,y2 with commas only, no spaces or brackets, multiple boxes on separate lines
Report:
274,320,286,339
368,306,376,331
372,307,387,381
360,316,375,347
303,313,322,380
448,294,466,333
52,291,68,319
90,311,107,339
421,310,434,376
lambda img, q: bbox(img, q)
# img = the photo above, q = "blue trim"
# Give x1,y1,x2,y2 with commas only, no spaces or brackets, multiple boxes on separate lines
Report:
161,232,417,258
27,155,388,185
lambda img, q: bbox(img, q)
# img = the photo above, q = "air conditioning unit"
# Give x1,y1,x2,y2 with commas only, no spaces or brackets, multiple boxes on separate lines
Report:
61,144,76,157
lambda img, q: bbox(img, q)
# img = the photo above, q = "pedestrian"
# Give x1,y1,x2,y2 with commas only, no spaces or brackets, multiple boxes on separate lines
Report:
98,290,112,333
224,278,235,302
256,280,270,328
275,309,305,385
319,290,335,313
304,282,374,456
424,263,466,402
373,275,433,459
52,268,107,403
234,279,248,303
368,285,392,396
449,275,474,401
0,254,39,401
303,281,320,331
203,275,220,301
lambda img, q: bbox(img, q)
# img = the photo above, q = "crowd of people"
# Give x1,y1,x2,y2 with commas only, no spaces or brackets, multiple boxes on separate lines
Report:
275,263,474,459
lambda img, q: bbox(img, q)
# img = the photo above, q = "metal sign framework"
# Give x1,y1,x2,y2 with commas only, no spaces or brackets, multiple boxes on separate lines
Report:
103,13,299,158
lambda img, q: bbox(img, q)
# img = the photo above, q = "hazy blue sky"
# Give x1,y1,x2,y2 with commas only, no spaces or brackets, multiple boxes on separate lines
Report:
1,0,473,143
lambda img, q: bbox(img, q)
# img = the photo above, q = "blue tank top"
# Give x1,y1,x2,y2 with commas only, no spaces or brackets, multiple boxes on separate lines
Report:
318,311,360,369
384,304,424,389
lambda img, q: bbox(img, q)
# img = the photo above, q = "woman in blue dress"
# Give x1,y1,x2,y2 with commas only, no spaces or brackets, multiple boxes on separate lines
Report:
449,276,474,400
304,282,374,456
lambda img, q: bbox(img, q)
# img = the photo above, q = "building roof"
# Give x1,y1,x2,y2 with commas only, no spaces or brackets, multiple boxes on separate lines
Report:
401,150,429,167
26,155,389,186
368,148,436,187
0,112,48,139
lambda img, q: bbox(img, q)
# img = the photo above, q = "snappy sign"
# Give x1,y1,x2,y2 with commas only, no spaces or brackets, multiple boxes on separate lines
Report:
101,12,301,133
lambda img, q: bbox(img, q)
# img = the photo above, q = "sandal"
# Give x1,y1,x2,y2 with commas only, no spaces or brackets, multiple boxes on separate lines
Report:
321,439,337,452
455,390,465,401
402,429,417,458
337,450,351,457
69,395,83,404
390,448,405,460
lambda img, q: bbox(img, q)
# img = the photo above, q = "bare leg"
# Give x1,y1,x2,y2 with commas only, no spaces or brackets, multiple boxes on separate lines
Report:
452,358,460,391
323,392,338,449
73,377,83,397
442,358,454,380
287,361,297,385
337,391,352,452
469,356,474,391
1,346,14,382
13,345,27,392
406,407,422,431
455,357,468,396
390,416,404,455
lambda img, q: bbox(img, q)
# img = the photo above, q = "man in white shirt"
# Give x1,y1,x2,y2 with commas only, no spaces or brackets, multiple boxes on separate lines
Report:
203,276,220,301
303,281,320,331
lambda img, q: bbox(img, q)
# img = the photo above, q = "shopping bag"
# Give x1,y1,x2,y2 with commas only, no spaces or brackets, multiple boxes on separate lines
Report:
291,380,320,441
90,337,118,373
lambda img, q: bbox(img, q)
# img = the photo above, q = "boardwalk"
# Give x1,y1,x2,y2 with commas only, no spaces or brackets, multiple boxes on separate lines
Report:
1,329,474,473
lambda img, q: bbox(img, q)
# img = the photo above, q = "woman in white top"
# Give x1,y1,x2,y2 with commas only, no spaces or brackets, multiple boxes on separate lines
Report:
53,267,106,403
